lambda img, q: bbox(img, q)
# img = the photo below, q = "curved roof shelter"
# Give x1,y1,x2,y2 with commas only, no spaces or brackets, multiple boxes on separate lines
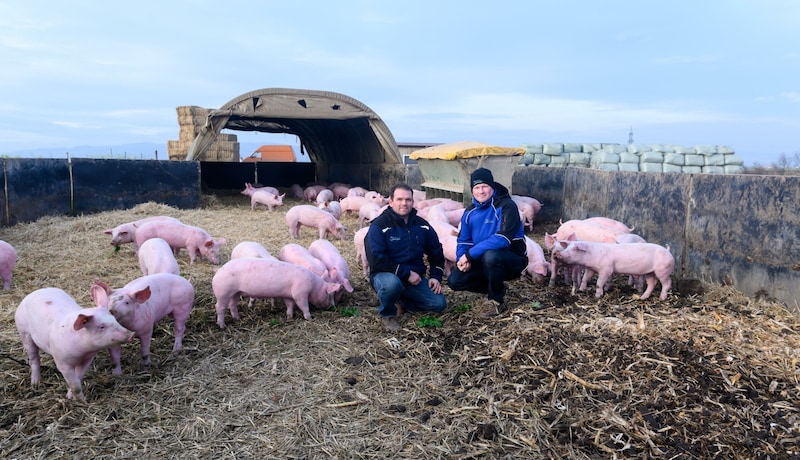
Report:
186,88,401,164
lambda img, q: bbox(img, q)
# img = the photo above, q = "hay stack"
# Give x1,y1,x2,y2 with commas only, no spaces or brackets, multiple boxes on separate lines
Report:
167,105,240,161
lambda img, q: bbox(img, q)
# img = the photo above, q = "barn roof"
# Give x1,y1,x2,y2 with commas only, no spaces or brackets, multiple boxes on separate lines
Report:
186,88,401,164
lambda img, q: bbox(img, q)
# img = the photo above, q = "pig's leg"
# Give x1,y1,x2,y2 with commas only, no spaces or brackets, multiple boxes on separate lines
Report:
594,270,612,298
59,358,91,401
20,334,42,386
657,274,672,300
227,297,241,321
138,331,153,368
640,274,657,299
296,298,312,320
108,344,123,375
215,298,229,329
579,267,594,291
284,298,296,319
319,227,327,239
171,311,190,352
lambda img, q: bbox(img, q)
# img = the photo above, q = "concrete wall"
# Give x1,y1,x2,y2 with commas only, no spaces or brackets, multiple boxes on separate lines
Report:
512,167,800,313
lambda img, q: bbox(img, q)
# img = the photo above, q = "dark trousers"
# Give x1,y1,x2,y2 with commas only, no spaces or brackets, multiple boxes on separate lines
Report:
447,248,527,304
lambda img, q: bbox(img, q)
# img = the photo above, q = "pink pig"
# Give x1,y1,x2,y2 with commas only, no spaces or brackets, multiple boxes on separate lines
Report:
582,217,634,234
241,182,279,197
318,200,343,220
545,219,628,249
212,258,340,327
308,239,355,301
358,202,383,228
339,196,374,215
315,188,334,205
441,235,458,275
90,274,194,373
553,239,674,300
0,239,17,290
353,227,370,277
134,221,226,264
249,190,285,211
279,243,330,280
15,287,134,400
231,241,275,260
104,215,182,247
137,237,180,276
285,205,346,240
546,233,584,292
523,236,549,284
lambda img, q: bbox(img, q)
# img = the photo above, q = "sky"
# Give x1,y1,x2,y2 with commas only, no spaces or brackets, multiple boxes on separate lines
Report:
1,1,798,166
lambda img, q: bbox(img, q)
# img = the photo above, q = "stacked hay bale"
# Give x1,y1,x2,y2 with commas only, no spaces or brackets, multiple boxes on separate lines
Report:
167,106,240,161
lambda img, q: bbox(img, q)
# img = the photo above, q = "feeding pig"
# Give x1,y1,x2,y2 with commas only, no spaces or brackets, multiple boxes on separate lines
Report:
318,200,343,220
285,205,347,240
279,243,330,280
134,221,226,264
15,287,135,400
523,236,549,284
291,183,305,200
347,186,367,197
137,237,180,276
90,274,194,373
212,258,340,327
231,241,275,260
546,232,584,292
104,215,182,247
553,239,674,300
315,188,334,205
308,239,354,301
353,226,370,277
0,239,17,290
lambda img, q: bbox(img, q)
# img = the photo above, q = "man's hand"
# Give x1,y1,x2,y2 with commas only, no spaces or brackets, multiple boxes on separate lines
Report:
408,270,422,286
429,278,442,294
456,255,471,272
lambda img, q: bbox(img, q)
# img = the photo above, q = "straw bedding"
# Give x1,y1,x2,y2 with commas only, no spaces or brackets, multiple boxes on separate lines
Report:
0,195,798,459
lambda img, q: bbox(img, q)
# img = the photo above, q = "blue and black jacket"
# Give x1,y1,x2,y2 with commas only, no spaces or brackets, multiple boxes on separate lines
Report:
456,182,527,262
365,207,445,283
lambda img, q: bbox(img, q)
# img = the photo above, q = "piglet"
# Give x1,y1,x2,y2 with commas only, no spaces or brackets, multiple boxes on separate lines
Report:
318,200,343,220
90,274,194,373
553,239,674,300
134,221,226,264
315,188,334,205
308,239,355,301
15,287,134,400
523,236,549,284
0,239,17,290
249,190,285,211
358,202,383,228
212,258,340,328
285,205,346,240
231,241,275,260
279,243,330,280
353,227,370,277
137,237,180,276
104,215,181,247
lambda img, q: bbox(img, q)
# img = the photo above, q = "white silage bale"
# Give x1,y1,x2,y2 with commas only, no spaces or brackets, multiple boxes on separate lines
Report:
639,151,664,163
568,153,592,166
627,144,652,153
563,143,582,153
694,145,716,155
663,164,683,173
619,152,639,163
519,153,535,166
594,151,620,163
532,154,551,166
596,163,619,171
682,166,702,174
523,144,543,154
702,165,725,174
684,154,704,166
582,144,602,152
606,144,627,154
705,154,726,166
618,162,639,172
664,153,684,166
724,154,744,166
542,143,564,155
674,145,695,154
716,145,735,154
639,163,664,172
548,154,568,166
725,165,744,174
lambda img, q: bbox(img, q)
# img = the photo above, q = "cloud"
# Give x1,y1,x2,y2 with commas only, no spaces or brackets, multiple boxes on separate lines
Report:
650,54,721,65
781,91,800,103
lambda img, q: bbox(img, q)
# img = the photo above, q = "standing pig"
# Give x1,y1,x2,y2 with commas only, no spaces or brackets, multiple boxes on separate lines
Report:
318,200,343,220
249,189,285,211
0,239,17,289
137,237,180,276
134,221,226,264
15,287,134,400
546,219,627,248
279,243,330,280
90,273,194,373
553,240,674,300
315,188,334,205
104,215,182,247
231,241,275,260
523,236,549,284
308,239,355,301
285,205,347,240
212,258,340,328
358,202,383,228
353,226,370,277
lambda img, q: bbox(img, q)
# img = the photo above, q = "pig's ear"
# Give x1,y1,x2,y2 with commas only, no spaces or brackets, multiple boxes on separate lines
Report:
217,238,227,246
90,282,109,307
556,240,569,250
566,232,577,241
535,265,548,276
327,283,341,294
343,280,354,293
74,313,91,331
575,242,589,252
280,193,286,199
134,286,152,303
103,229,113,235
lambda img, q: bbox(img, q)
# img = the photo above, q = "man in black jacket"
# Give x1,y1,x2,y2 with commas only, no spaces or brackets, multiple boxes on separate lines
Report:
365,184,447,331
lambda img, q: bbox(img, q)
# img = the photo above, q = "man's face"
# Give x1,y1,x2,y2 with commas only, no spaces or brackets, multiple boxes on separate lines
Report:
472,183,494,204
389,188,414,217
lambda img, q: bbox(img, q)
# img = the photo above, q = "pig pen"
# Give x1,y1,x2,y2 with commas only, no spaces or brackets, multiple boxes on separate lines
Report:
0,196,798,459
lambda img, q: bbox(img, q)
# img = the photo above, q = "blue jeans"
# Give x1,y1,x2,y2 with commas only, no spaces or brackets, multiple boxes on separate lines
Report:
370,272,447,318
447,248,527,304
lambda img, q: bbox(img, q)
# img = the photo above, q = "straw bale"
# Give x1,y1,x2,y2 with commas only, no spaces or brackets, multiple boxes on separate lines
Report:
1,195,798,459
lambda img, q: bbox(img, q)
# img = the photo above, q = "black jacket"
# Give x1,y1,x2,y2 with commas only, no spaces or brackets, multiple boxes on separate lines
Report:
365,207,445,283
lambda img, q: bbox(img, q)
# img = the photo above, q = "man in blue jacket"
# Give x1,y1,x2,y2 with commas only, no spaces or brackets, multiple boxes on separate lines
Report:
365,184,447,331
447,168,528,317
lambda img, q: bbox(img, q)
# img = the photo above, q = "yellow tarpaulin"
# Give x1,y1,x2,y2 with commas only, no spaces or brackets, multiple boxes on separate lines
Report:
409,141,524,161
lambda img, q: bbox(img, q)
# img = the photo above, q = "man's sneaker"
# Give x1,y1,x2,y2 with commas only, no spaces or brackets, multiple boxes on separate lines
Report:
479,299,502,317
381,316,401,331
